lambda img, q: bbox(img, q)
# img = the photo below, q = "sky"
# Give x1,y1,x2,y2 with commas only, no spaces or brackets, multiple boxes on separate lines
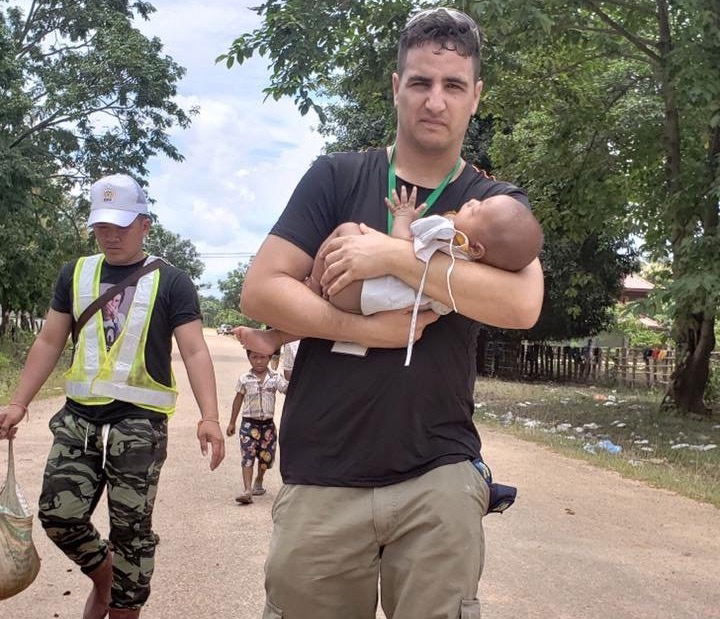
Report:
135,0,327,295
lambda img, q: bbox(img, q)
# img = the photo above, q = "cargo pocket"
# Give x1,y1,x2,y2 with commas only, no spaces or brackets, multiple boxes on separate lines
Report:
48,408,67,433
460,598,481,618
262,599,283,618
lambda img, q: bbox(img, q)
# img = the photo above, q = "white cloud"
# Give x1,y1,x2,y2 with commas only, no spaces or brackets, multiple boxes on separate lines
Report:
137,1,327,295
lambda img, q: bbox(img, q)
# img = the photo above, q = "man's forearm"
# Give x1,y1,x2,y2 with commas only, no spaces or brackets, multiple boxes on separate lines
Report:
242,273,367,344
182,348,220,420
242,234,439,349
389,242,544,329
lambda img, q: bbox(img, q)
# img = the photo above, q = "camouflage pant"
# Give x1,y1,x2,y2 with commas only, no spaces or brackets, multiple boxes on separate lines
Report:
38,408,168,609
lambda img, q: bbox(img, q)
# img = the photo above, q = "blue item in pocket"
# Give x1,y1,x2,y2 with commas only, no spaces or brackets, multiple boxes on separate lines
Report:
471,457,517,514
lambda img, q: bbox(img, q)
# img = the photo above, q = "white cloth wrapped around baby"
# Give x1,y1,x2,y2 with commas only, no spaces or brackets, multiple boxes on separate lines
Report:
360,215,469,316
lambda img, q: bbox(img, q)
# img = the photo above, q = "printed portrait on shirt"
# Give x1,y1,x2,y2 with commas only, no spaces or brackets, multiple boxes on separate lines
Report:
100,284,135,350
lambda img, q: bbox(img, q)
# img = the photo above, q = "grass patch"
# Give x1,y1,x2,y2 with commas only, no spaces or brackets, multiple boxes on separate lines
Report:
474,378,720,508
0,334,70,404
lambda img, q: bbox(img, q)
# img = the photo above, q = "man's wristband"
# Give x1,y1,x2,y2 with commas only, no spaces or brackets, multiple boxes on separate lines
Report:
197,418,220,426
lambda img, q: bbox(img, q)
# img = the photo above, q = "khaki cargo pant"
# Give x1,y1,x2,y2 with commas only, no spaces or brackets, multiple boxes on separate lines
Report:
38,408,168,609
263,460,489,619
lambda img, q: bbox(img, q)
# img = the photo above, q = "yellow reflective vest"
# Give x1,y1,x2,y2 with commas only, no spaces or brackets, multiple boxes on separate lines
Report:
64,254,177,416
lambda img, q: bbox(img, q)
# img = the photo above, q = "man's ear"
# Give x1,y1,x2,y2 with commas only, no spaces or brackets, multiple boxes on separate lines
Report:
472,79,484,114
392,72,400,106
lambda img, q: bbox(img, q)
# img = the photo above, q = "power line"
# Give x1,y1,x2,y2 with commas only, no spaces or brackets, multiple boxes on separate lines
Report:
198,252,256,259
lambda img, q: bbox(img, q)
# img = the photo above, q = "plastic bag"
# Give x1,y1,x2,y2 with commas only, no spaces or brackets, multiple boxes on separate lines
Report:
0,439,41,600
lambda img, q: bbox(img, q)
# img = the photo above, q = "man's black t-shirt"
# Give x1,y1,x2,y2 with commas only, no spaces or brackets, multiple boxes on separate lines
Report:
270,148,530,487
52,257,201,423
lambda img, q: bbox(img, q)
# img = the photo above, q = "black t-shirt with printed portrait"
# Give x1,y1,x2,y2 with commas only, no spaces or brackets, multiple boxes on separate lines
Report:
52,257,202,423
270,147,531,487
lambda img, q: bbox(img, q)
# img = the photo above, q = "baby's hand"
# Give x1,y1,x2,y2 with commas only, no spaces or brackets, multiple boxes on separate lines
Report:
385,186,426,221
226,423,236,437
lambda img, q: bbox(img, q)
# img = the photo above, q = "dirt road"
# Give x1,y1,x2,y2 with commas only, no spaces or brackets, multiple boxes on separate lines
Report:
2,330,719,618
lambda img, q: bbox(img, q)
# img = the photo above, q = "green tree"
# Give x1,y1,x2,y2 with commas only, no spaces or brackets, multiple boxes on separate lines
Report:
199,295,222,328
224,1,719,414
222,1,638,348
145,223,204,282
471,0,719,414
215,308,262,329
218,261,251,311
1,1,192,328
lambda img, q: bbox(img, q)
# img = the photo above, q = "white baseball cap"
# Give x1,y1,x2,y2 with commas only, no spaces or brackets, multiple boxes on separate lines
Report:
88,174,149,227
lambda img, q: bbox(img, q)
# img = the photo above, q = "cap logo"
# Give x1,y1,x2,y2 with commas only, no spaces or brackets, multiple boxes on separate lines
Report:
103,186,114,202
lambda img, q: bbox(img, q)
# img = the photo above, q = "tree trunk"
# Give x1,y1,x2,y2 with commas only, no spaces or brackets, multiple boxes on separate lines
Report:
0,309,10,336
666,313,716,415
654,0,716,415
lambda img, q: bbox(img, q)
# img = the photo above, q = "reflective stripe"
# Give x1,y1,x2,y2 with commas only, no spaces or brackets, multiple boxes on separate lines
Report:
75,254,103,316
91,381,177,407
65,382,95,398
75,255,104,376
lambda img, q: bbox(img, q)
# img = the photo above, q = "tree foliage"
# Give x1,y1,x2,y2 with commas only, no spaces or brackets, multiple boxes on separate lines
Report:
225,1,719,414
470,0,719,414
218,261,251,311
223,1,639,351
1,1,193,328
145,222,204,282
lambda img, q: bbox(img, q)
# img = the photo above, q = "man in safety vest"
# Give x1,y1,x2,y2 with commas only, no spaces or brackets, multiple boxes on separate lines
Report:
0,173,225,618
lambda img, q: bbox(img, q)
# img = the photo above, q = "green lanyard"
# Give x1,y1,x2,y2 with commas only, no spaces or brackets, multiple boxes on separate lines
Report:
386,144,462,233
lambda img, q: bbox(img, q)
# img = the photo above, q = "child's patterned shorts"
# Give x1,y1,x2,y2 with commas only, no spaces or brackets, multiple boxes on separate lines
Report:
239,417,276,470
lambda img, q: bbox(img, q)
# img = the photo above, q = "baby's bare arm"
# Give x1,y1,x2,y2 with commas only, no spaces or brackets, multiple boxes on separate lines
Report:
385,186,426,240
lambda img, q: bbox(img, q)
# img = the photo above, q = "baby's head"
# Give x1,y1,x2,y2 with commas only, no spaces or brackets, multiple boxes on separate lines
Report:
451,195,543,271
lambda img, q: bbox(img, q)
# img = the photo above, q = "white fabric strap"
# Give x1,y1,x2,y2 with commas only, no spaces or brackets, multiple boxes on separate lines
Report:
403,217,465,367
445,235,461,313
101,423,111,470
404,260,432,367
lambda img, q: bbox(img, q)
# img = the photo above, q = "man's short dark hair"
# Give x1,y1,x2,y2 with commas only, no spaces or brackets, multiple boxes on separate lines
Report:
397,7,483,80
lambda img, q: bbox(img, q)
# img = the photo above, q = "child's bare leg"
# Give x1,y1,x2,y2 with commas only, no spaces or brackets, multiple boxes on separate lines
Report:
232,326,295,356
242,465,253,494
236,464,254,504
309,222,364,295
253,467,266,493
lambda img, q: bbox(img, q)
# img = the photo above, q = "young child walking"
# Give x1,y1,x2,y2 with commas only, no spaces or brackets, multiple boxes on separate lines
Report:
226,349,288,504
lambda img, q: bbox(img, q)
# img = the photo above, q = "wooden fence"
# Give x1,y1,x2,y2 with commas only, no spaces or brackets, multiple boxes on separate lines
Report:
480,341,683,389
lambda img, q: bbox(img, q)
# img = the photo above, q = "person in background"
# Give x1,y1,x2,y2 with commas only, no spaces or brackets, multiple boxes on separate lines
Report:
226,349,287,504
281,340,299,381
0,173,224,619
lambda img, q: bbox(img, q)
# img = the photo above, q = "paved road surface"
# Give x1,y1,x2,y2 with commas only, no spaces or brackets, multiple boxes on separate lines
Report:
2,330,719,618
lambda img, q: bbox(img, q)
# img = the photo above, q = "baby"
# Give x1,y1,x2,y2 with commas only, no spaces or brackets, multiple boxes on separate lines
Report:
236,187,543,355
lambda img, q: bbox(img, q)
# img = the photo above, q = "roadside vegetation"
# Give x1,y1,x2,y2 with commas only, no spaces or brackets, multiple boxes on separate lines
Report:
0,335,69,404
474,379,720,508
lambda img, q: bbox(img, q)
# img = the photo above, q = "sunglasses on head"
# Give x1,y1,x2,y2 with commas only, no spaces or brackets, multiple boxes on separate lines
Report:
405,7,479,31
